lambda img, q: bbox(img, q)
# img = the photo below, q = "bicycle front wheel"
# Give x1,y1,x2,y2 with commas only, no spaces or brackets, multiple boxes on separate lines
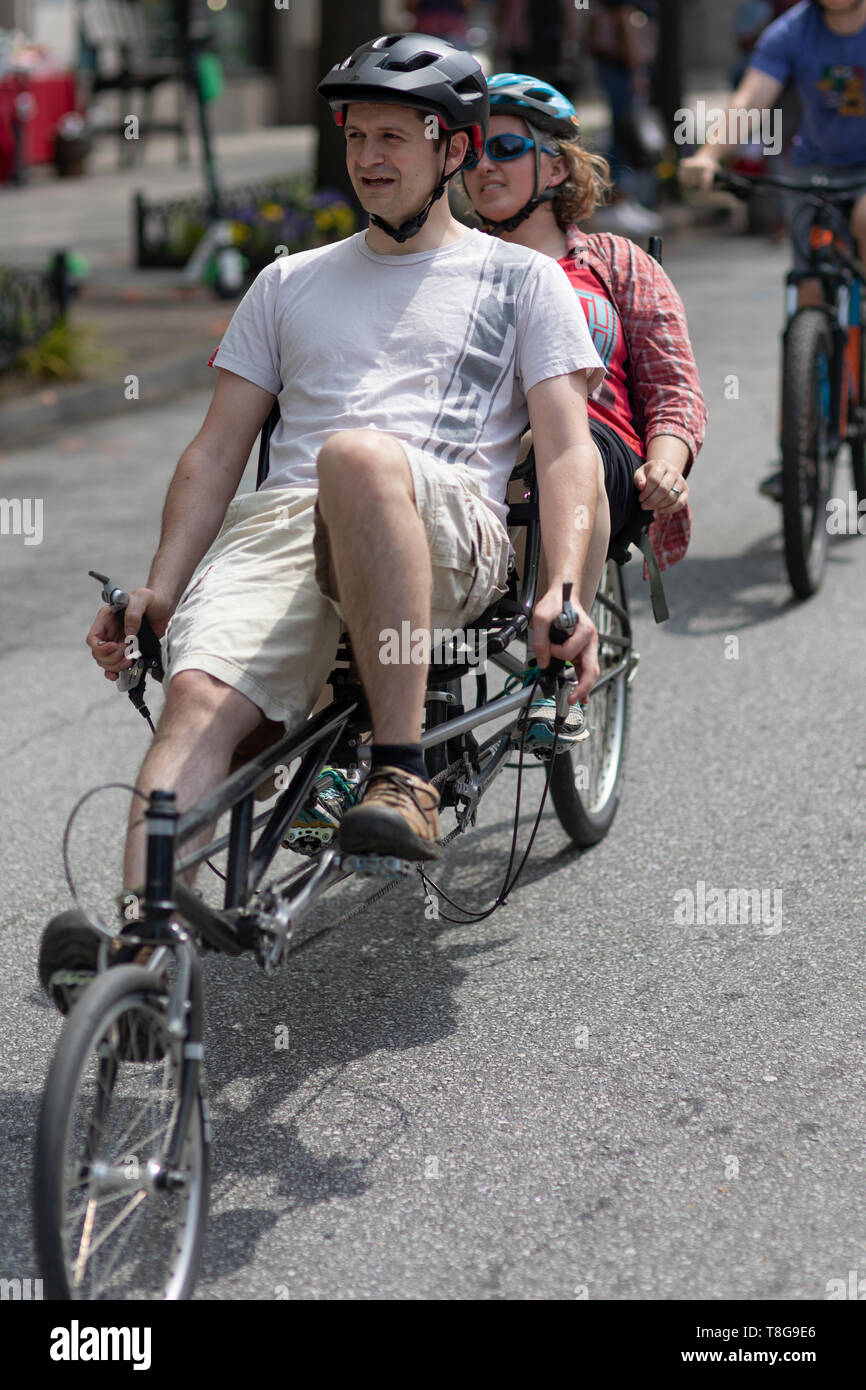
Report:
781,308,835,598
549,559,632,846
850,314,866,503
34,964,209,1300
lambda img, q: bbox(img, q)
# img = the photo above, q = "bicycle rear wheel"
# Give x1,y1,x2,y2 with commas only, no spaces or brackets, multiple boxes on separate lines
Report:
34,964,209,1300
780,308,835,597
549,559,632,846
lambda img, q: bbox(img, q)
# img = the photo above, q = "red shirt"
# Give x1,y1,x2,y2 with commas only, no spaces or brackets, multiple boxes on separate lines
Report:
565,226,708,570
560,256,645,458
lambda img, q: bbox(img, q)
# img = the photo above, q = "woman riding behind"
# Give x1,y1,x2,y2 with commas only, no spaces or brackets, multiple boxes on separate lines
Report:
462,73,707,591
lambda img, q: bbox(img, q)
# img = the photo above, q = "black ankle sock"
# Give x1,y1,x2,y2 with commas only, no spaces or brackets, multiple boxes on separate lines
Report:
370,743,427,781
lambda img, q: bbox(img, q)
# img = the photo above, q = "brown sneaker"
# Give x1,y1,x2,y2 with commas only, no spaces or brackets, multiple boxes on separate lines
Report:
338,766,442,861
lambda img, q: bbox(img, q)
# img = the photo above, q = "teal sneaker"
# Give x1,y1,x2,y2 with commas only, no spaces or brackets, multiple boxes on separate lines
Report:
524,694,589,750
283,766,361,856
507,663,589,754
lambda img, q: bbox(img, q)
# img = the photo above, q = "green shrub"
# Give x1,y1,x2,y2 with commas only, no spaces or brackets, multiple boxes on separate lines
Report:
14,315,117,380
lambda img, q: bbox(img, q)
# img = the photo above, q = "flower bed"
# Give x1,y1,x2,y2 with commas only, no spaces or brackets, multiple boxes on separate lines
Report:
134,178,357,274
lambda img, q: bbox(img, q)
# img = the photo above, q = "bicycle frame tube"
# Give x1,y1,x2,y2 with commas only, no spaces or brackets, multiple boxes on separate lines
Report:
155,671,542,960
173,697,358,848
163,932,205,1174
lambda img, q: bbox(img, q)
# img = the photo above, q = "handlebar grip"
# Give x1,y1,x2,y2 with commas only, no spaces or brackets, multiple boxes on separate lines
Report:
544,621,570,676
541,582,578,679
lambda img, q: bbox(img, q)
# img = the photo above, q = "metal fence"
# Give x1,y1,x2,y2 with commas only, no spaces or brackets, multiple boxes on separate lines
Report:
0,256,71,374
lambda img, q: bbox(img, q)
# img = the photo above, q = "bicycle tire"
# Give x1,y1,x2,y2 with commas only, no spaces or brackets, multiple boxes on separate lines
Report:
34,964,209,1301
780,309,835,598
850,317,866,503
549,560,631,846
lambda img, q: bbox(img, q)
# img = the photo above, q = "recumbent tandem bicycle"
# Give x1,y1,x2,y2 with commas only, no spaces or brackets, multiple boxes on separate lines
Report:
33,359,668,1304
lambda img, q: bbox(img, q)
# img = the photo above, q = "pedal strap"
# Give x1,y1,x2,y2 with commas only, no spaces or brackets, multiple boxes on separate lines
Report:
635,530,669,624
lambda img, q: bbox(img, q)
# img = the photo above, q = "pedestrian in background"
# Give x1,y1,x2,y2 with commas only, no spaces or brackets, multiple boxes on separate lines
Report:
495,0,578,91
407,0,472,48
584,0,662,233
586,0,659,184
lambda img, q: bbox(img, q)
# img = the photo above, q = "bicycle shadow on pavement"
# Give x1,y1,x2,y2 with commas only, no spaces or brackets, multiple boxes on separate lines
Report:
197,795,589,1292
626,527,862,636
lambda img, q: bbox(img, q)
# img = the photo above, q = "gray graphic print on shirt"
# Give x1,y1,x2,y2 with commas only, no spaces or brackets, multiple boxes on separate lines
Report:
429,247,527,465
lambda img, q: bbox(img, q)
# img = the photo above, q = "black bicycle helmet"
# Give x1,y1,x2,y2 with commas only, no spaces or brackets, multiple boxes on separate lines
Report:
318,33,489,243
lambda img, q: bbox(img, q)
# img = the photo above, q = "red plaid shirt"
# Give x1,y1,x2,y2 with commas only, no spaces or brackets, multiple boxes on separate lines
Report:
565,226,707,569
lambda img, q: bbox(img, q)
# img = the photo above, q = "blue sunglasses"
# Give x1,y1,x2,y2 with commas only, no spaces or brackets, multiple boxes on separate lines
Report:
466,132,558,167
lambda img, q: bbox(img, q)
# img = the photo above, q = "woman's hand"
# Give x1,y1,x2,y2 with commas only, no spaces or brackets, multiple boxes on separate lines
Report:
633,460,689,513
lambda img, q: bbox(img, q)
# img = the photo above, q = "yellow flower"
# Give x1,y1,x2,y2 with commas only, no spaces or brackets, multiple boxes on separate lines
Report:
314,210,334,231
261,203,284,222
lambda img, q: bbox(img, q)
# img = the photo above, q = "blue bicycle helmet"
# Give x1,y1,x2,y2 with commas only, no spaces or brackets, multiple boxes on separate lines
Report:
472,73,580,234
487,73,581,141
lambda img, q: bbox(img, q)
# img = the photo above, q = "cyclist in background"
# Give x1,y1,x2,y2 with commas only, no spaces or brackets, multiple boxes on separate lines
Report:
679,0,866,498
732,1,800,86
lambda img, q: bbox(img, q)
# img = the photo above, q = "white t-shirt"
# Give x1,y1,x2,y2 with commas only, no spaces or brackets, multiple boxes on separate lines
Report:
211,228,605,527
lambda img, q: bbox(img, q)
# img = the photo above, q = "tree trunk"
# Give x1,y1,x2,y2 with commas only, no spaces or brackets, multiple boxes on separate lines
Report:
315,0,384,205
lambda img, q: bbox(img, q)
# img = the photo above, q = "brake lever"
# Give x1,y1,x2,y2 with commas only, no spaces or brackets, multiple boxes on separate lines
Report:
538,582,579,715
89,571,164,726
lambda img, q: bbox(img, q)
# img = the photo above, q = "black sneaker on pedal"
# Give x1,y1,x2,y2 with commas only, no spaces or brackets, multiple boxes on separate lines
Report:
39,909,170,1062
38,909,150,1016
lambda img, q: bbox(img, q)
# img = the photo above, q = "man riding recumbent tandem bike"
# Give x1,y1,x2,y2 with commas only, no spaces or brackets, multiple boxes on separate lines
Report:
33,388,670,1300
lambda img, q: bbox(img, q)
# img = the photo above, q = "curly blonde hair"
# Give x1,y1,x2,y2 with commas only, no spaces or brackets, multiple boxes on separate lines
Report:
550,139,613,227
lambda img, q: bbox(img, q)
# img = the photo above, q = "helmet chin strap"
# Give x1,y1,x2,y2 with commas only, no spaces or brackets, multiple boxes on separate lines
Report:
370,134,459,244
479,186,557,234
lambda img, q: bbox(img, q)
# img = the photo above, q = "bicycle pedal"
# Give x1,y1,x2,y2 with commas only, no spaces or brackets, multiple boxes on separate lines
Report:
282,825,337,855
334,852,413,878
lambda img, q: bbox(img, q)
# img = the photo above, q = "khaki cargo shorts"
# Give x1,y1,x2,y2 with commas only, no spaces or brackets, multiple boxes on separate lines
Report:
161,445,512,728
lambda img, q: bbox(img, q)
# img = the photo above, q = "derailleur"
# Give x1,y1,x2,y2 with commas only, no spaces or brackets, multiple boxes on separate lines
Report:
451,752,482,830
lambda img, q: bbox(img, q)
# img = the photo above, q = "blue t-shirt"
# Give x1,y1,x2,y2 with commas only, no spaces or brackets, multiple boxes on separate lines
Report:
751,0,866,165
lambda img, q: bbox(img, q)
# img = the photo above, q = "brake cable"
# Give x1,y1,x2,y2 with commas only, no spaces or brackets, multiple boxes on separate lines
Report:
415,677,561,926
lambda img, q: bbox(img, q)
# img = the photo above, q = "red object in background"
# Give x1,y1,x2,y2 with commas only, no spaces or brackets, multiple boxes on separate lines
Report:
0,70,78,183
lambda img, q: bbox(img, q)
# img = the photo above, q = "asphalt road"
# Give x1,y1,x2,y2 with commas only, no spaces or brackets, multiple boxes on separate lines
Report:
2,226,865,1302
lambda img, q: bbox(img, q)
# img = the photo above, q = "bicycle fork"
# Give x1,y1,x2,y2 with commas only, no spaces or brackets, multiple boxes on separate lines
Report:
142,790,207,1185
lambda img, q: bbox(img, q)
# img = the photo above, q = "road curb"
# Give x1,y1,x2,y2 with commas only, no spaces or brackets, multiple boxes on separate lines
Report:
0,348,213,452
